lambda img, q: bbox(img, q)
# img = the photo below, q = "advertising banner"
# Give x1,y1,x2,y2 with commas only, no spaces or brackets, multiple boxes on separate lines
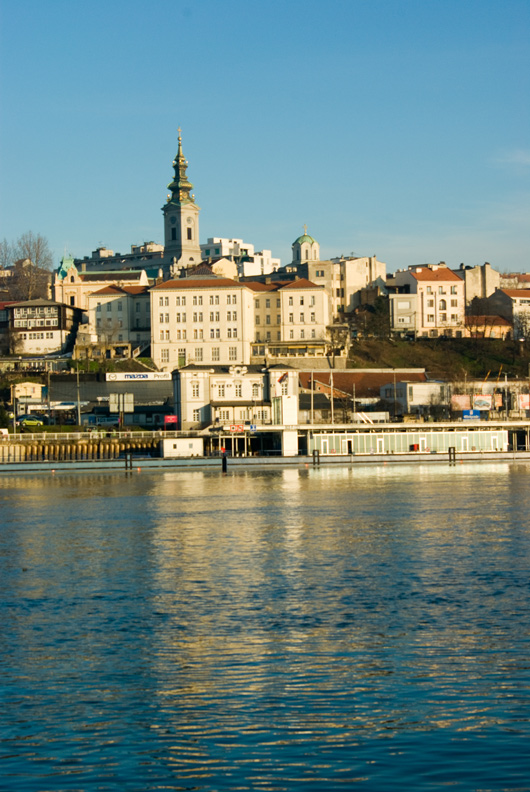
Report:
519,394,530,411
106,372,172,381
473,394,493,410
451,394,471,410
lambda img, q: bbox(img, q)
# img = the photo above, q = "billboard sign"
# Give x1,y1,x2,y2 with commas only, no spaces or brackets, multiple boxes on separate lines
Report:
106,372,172,381
463,410,481,420
473,394,493,410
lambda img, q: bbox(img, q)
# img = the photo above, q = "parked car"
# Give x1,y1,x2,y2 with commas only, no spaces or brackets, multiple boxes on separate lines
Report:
16,414,45,428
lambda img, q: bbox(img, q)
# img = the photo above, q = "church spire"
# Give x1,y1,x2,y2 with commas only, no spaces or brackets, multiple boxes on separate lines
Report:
166,128,195,206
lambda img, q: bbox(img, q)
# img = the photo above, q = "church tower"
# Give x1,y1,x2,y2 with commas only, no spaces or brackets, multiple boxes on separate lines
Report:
162,130,202,273
292,225,320,265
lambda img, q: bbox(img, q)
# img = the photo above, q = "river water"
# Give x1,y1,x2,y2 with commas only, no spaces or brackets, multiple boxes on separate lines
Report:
1,462,530,791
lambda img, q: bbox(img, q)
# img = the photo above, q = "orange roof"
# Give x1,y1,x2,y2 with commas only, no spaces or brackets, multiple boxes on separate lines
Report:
464,315,512,326
410,267,463,282
151,278,242,290
501,289,530,298
89,285,150,296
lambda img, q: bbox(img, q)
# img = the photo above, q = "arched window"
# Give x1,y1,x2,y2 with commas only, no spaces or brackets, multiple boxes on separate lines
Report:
439,299,447,310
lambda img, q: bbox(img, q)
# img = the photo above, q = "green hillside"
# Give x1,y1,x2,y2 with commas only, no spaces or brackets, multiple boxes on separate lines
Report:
348,338,530,381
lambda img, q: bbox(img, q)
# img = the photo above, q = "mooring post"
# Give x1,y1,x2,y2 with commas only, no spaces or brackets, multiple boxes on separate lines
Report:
313,449,320,466
448,446,456,464
125,451,132,470
222,452,227,473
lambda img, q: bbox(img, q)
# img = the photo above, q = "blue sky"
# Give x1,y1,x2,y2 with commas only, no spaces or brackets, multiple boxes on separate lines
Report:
1,0,529,273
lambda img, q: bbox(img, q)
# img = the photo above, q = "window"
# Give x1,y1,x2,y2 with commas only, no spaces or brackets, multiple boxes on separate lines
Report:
277,315,281,324
176,313,181,323
266,331,271,341
426,286,432,294
282,380,288,395
289,313,294,323
310,296,315,306
310,312,316,323
439,286,445,294
159,297,164,306
232,327,237,338
193,312,197,322
255,299,259,308
227,328,232,338
96,303,101,312
439,299,447,310
300,313,304,322
70,296,75,306
192,381,200,397
210,328,215,338
107,303,112,312
229,347,237,360
193,296,197,305
165,313,169,323
276,298,280,307
195,348,203,361
161,349,169,362
300,329,305,338
159,313,164,323
187,228,192,240
198,296,203,305
265,298,270,308
255,316,260,324
451,314,458,322
252,384,259,397
176,296,181,306
178,348,186,365
212,347,220,361
427,314,435,322
210,312,214,321
440,313,447,322
235,383,242,397
199,313,203,322
182,297,186,306
215,312,220,322
289,329,294,339
193,409,200,422
289,296,293,305
136,303,140,313
164,297,169,306
232,295,237,304
266,315,271,324
451,299,458,307
159,330,164,340
220,409,230,420
451,286,457,294
218,384,225,397
311,329,316,338
210,295,214,305
227,311,231,321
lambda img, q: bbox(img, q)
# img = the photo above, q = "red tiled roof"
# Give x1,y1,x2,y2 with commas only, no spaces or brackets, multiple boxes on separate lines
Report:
464,315,512,326
151,278,242,290
410,268,463,282
501,289,530,298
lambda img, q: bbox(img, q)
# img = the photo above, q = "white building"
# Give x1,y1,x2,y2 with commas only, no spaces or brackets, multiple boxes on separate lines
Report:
150,276,329,372
307,255,387,318
390,264,465,337
77,285,151,358
173,363,299,430
8,299,79,355
151,277,255,371
200,238,280,277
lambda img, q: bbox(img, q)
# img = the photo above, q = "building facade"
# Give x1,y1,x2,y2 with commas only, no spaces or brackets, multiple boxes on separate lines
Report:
7,299,80,355
390,264,465,337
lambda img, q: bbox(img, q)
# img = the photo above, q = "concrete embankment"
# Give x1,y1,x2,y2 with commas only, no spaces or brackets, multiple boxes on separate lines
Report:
1,446,529,474
0,435,159,466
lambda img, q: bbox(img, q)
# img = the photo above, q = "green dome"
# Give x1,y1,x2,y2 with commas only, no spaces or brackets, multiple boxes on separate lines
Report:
293,233,316,245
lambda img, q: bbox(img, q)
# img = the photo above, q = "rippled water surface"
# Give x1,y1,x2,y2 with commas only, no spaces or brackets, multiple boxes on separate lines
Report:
1,463,530,791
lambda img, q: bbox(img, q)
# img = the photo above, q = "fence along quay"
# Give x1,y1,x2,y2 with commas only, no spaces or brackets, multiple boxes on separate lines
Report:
1,421,530,469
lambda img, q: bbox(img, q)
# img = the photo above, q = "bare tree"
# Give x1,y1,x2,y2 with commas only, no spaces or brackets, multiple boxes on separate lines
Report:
0,237,13,269
6,232,53,301
14,231,53,270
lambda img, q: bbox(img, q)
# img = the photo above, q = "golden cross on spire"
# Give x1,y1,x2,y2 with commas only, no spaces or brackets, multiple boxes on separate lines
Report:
304,223,307,235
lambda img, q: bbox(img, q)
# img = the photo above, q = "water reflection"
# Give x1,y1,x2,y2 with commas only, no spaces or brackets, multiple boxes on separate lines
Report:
1,464,530,790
